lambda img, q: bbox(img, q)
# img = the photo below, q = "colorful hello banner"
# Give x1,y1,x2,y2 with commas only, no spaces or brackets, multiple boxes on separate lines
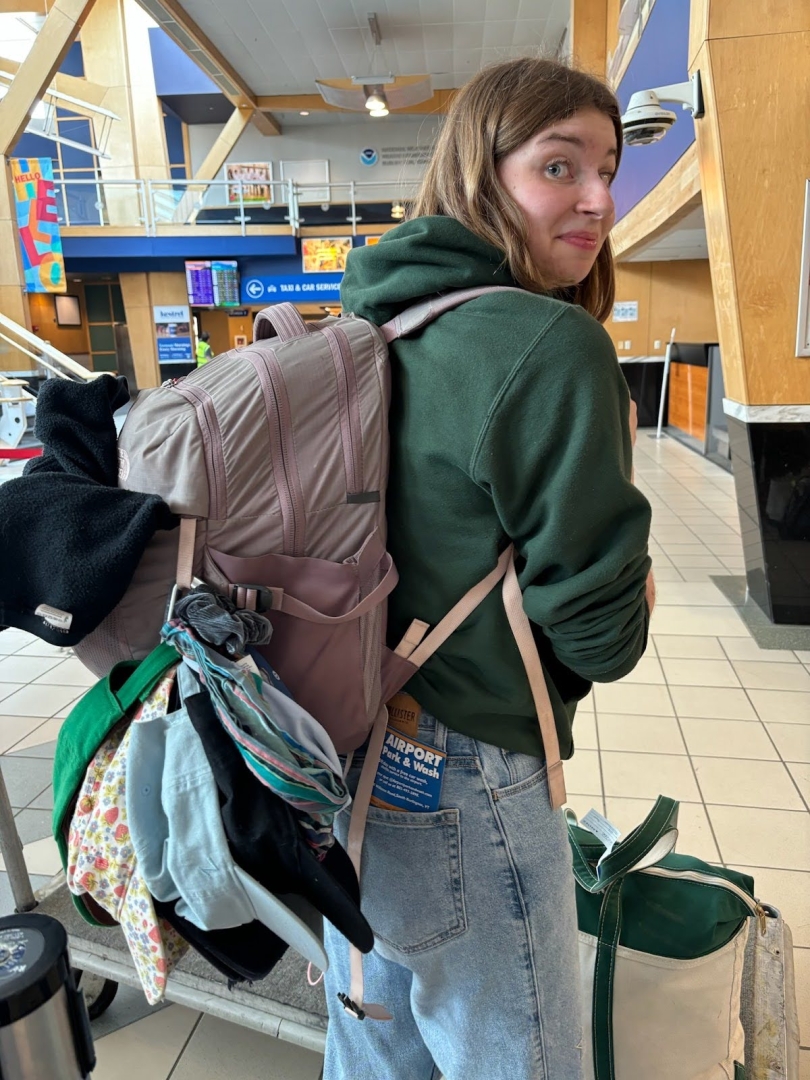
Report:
11,157,66,294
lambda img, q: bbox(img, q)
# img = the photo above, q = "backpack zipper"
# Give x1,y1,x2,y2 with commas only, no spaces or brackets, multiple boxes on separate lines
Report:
323,323,364,498
172,383,227,520
247,350,306,556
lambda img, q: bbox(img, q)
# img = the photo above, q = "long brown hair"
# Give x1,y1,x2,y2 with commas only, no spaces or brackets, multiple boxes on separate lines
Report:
411,57,623,322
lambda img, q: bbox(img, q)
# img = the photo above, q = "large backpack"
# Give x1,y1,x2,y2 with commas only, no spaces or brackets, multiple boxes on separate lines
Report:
73,290,567,1013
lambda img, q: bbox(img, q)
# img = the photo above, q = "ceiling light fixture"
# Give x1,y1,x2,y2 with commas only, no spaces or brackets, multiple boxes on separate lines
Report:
317,75,432,113
391,202,405,220
364,89,387,111
300,110,310,116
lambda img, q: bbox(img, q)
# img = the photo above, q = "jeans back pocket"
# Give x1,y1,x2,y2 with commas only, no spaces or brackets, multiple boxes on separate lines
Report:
357,806,467,955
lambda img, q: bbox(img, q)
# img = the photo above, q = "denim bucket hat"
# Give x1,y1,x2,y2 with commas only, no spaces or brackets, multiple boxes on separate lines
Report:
126,664,328,971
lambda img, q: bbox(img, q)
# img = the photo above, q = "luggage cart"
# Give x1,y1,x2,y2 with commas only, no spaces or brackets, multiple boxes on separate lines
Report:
0,766,328,1055
0,764,799,1073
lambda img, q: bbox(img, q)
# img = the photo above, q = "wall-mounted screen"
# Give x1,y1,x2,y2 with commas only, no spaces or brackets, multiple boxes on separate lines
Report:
54,294,82,326
185,260,240,308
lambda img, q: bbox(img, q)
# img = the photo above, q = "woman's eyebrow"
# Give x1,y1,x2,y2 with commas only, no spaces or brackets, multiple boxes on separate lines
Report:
537,132,618,158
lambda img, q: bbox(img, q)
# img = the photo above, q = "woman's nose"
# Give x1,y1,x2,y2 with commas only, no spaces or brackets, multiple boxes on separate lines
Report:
578,176,615,219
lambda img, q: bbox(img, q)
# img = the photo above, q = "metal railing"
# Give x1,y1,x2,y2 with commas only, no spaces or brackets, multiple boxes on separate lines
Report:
0,312,99,382
52,177,419,236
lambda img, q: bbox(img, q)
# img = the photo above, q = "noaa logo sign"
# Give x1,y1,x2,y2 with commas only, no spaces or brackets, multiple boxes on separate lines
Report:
245,278,265,300
359,147,378,167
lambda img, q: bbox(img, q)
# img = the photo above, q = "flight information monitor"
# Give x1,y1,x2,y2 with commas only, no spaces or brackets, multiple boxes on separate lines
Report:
185,260,240,307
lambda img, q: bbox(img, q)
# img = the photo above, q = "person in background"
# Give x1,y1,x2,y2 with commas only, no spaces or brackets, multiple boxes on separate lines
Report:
195,331,213,367
322,56,655,1080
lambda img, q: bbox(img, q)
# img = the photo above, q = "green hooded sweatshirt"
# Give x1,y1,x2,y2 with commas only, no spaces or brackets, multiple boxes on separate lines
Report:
341,216,651,760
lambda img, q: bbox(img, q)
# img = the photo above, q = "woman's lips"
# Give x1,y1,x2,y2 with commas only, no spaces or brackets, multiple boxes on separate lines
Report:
559,232,599,250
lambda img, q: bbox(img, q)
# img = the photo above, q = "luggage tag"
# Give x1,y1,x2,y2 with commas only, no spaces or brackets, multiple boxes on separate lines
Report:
370,724,446,813
580,808,622,875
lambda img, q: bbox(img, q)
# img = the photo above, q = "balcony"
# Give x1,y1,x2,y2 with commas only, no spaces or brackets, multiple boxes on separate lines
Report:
54,178,419,237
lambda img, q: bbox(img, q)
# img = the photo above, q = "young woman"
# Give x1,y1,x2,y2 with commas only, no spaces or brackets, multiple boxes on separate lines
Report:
323,57,654,1080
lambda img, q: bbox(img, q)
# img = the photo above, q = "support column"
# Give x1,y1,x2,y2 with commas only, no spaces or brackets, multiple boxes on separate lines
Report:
81,0,170,225
119,271,189,390
118,273,158,389
570,0,608,76
690,2,810,623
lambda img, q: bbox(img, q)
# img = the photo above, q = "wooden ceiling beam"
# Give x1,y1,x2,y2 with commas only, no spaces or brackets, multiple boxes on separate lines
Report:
0,0,97,153
0,53,108,108
252,110,282,137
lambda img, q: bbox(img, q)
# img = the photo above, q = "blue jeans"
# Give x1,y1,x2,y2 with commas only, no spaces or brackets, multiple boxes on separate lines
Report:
323,712,583,1080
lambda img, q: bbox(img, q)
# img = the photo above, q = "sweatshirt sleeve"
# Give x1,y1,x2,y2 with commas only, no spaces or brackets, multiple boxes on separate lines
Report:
470,304,652,683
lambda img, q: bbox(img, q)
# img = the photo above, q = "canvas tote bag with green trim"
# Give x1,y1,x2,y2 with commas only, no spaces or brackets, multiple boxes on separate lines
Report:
568,796,765,1080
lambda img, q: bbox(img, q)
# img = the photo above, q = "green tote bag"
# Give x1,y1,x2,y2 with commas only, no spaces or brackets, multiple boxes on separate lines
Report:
568,796,764,1080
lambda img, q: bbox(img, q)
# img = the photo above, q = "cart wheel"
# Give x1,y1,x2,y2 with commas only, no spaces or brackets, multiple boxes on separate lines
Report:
74,968,119,1020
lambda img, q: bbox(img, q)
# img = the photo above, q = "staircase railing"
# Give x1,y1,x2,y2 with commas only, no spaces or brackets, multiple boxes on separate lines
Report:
0,311,99,382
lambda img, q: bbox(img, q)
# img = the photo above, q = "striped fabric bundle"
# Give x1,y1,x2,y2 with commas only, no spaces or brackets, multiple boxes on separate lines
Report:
162,621,349,854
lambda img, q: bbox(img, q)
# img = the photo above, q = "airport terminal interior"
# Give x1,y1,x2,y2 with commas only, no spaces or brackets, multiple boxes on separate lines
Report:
0,0,808,1077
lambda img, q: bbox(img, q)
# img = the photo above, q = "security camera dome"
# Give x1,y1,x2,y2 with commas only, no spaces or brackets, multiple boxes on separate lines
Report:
621,90,678,146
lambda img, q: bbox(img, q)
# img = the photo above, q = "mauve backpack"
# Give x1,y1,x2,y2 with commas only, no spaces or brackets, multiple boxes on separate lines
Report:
74,291,567,1018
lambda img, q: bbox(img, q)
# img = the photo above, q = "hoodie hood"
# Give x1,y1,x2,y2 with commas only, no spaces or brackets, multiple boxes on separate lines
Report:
340,215,516,326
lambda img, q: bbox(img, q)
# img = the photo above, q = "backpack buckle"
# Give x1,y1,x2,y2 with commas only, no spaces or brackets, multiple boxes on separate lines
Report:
337,992,366,1021
230,584,277,613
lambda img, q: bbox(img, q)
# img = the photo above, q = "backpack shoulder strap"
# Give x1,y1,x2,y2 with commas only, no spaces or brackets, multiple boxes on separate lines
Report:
380,285,526,343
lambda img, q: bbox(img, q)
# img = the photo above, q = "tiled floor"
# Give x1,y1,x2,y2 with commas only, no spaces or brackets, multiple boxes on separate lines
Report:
0,434,807,1077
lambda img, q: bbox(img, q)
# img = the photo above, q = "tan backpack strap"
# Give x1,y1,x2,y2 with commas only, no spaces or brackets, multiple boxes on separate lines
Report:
380,286,526,343
342,546,566,1021
395,544,566,810
405,546,511,667
175,517,197,591
501,550,567,810
342,704,394,1022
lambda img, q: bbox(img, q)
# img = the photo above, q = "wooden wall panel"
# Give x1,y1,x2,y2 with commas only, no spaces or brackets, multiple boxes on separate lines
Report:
27,285,89,357
714,32,810,404
648,260,718,354
571,0,608,77
668,361,708,441
707,2,810,42
695,30,810,405
604,262,651,357
200,309,254,358
691,41,748,402
606,0,621,64
148,272,187,307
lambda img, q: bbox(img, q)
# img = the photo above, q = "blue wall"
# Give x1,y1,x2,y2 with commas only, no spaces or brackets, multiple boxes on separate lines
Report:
149,27,218,96
611,0,694,222
62,237,368,280
61,41,84,78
